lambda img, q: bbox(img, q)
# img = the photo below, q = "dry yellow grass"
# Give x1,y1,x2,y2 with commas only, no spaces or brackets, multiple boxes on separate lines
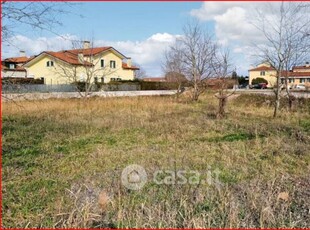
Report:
2,93,310,228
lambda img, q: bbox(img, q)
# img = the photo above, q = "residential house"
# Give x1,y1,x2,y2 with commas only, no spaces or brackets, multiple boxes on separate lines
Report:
1,51,30,78
22,41,139,85
249,62,310,87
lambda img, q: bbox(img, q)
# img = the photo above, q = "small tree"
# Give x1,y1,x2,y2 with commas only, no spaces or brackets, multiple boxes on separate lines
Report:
1,1,72,102
163,45,187,98
238,75,248,85
212,50,235,119
251,77,268,85
134,64,147,80
1,1,72,43
164,21,217,101
253,2,310,117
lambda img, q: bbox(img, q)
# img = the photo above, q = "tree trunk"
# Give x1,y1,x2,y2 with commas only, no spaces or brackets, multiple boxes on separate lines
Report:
288,94,296,111
176,83,182,100
217,94,227,119
192,81,199,101
273,72,281,118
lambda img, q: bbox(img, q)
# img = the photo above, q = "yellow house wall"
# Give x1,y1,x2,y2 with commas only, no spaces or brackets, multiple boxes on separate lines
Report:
249,70,277,87
26,50,136,85
91,51,135,83
26,56,72,85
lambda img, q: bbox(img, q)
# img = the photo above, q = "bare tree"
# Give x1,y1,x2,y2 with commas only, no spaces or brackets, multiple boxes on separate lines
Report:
1,1,73,43
134,64,147,79
1,1,74,101
212,50,235,119
164,21,217,101
253,2,310,117
163,45,187,98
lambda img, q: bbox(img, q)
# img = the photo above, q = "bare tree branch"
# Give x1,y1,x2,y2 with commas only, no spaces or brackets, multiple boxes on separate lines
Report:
252,2,310,117
163,21,217,101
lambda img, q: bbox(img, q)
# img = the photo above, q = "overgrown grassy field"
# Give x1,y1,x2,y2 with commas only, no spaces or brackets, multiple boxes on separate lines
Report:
2,93,310,228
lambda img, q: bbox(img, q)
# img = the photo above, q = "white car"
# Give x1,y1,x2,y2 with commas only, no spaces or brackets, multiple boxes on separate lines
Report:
294,84,306,90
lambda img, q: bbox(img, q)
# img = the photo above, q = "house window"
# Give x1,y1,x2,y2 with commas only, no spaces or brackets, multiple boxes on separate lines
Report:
101,77,104,83
110,60,116,69
111,78,116,81
80,74,85,82
260,71,265,76
307,78,310,82
9,64,15,69
46,61,54,67
101,59,105,68
117,78,122,81
288,78,295,83
94,77,98,83
300,78,305,83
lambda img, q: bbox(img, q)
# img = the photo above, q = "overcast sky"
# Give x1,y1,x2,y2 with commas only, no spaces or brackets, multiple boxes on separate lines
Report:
2,1,288,77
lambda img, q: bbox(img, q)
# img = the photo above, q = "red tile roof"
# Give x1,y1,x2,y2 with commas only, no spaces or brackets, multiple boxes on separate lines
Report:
45,51,93,66
292,65,310,70
249,66,275,71
66,47,112,56
122,62,140,70
287,71,310,77
4,56,31,63
1,65,26,72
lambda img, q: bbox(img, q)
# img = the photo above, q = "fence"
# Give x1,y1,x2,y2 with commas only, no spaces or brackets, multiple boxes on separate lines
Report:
2,84,79,94
100,82,141,91
2,81,186,94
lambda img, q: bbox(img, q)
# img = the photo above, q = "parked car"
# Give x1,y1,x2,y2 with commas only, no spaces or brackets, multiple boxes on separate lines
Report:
294,84,306,90
250,83,267,89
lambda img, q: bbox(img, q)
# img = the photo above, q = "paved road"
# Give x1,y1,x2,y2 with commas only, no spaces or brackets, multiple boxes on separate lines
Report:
232,89,310,98
2,90,178,102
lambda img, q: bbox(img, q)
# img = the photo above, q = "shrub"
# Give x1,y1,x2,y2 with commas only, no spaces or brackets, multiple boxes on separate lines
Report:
251,77,268,85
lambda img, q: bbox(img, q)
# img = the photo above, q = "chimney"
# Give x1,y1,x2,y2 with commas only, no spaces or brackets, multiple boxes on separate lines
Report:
78,52,84,63
20,50,26,57
306,62,309,67
127,57,132,67
83,41,90,49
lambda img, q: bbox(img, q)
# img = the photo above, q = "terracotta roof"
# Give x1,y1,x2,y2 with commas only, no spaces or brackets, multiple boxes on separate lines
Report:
292,65,310,70
44,51,93,66
122,62,140,70
1,63,26,72
286,71,310,77
249,66,275,71
4,56,30,63
66,47,112,56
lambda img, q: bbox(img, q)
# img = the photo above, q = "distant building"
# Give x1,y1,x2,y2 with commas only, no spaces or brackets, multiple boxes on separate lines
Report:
2,41,139,85
1,51,30,78
249,62,310,87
